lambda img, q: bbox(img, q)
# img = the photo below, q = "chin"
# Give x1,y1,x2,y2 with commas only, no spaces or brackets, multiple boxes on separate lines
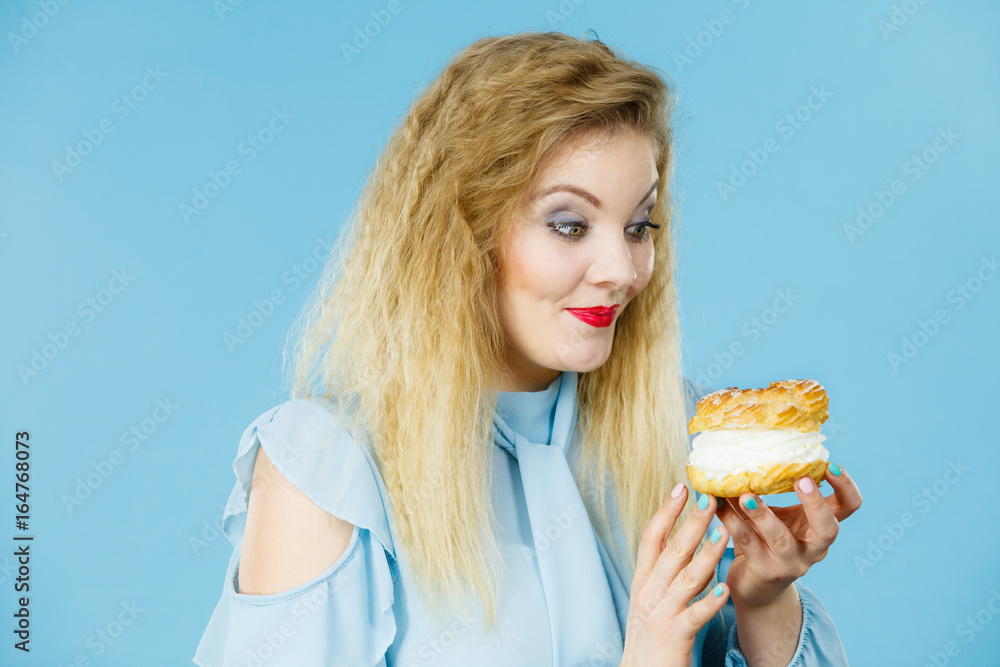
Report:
558,345,613,373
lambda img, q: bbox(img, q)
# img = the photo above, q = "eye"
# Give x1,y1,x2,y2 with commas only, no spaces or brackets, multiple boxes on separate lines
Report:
547,220,586,241
628,220,662,242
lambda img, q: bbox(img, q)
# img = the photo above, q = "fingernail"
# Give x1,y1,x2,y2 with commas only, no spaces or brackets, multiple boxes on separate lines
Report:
799,477,815,494
743,497,758,511
671,482,685,498
713,583,724,597
698,494,710,510
829,461,842,476
710,527,721,544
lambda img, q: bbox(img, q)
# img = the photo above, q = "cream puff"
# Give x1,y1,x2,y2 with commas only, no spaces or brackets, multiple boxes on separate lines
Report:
686,379,831,497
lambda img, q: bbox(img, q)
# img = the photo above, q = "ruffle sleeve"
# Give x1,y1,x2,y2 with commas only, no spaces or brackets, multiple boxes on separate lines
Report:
720,580,849,666
193,399,398,667
698,548,848,666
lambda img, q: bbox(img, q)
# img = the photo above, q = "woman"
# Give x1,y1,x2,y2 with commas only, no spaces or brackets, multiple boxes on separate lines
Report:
193,31,861,666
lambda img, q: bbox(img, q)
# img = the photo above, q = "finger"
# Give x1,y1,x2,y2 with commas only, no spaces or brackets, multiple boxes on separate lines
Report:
793,475,840,562
719,497,764,538
675,579,729,645
635,483,688,580
716,497,767,546
737,492,802,565
715,502,746,557
646,492,720,598
823,462,863,521
660,522,729,618
715,496,778,569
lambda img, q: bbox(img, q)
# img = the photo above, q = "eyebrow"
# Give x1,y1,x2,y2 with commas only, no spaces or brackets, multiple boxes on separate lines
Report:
531,179,659,211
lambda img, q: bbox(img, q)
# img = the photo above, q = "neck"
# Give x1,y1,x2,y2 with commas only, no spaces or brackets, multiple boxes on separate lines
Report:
499,367,563,393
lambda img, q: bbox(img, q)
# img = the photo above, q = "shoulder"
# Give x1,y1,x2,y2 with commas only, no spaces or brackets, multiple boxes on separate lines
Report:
241,441,357,594
224,397,396,559
195,397,401,664
242,397,367,483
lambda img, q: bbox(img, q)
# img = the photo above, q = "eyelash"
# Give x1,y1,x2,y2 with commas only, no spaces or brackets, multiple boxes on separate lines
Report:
547,219,661,243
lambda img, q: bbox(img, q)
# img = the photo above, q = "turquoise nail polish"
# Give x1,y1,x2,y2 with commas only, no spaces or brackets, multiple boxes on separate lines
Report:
710,527,721,544
829,462,842,476
713,583,724,597
698,494,709,510
744,497,758,511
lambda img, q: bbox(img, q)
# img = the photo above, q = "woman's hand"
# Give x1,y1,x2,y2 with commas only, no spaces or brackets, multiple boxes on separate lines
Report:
715,462,863,610
619,485,730,667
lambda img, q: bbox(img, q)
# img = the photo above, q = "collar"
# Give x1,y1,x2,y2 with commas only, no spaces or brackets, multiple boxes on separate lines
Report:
492,370,578,460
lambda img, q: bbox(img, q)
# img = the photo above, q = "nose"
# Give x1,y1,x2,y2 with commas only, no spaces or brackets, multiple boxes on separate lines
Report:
588,235,637,294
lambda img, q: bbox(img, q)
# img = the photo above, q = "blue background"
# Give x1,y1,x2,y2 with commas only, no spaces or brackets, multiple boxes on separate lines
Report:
1,0,997,664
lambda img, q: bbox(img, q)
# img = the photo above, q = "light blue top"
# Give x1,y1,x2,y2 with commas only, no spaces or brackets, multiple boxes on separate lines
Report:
193,371,849,666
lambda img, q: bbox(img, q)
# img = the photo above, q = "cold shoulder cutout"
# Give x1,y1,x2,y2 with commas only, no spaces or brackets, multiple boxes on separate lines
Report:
193,398,398,667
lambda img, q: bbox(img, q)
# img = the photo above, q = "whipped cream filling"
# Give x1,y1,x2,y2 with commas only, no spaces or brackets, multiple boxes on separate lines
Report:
688,427,829,481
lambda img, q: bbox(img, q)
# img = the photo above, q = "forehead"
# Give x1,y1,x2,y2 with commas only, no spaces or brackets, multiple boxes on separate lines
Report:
535,130,655,182
525,129,658,205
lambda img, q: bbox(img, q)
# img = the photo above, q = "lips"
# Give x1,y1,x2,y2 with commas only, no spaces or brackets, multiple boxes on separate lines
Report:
566,304,619,328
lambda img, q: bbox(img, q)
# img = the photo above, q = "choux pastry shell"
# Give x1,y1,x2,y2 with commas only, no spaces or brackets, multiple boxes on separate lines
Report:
686,380,831,497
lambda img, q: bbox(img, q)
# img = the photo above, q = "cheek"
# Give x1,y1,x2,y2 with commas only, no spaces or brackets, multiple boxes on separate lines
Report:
632,244,655,292
505,234,579,300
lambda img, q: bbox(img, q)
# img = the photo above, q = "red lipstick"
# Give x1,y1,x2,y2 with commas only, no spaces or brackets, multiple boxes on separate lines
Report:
566,304,619,328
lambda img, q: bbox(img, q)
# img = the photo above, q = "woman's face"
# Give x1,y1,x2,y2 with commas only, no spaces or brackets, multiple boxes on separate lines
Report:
497,128,659,392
